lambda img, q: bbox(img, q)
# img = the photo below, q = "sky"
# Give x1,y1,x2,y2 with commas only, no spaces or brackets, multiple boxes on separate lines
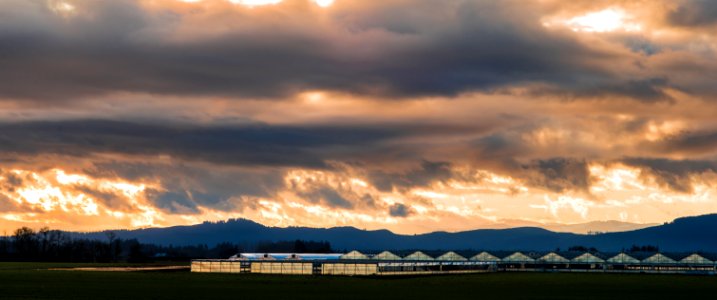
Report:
1,0,717,234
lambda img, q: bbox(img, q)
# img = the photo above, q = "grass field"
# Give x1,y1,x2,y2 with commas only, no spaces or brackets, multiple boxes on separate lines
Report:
1,263,716,300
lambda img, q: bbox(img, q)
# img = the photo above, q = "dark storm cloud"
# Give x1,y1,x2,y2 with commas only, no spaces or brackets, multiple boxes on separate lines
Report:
388,203,413,217
666,0,717,27
0,0,669,102
298,187,354,209
532,77,672,102
86,161,285,213
473,133,527,159
657,131,717,155
143,189,200,214
0,119,485,210
0,170,23,193
368,160,453,192
522,158,591,193
472,130,594,193
621,157,717,193
73,186,136,212
0,120,428,168
0,169,23,192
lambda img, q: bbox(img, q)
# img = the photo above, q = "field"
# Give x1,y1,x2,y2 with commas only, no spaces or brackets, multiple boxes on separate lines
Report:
1,263,716,300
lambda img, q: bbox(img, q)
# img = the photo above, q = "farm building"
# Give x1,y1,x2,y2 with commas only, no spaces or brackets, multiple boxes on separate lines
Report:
470,252,501,262
572,253,604,264
340,250,369,260
373,251,401,260
403,251,434,261
502,252,534,263
192,250,717,276
437,251,467,261
680,254,713,265
538,252,569,263
607,253,640,264
535,252,570,270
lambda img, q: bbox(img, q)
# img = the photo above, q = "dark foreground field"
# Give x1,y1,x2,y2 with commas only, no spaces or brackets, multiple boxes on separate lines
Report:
1,263,716,300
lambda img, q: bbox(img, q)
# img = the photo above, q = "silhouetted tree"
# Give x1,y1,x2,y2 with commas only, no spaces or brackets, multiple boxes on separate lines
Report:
127,239,147,263
629,245,659,252
13,227,37,260
0,226,332,262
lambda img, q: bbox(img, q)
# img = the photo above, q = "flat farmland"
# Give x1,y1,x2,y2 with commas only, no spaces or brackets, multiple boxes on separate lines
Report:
1,263,716,300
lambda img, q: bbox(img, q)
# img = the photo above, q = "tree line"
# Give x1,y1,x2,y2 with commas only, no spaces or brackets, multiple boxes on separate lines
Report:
0,227,333,262
561,245,660,253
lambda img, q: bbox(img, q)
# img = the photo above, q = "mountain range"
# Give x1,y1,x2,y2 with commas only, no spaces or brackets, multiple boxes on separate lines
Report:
74,214,717,252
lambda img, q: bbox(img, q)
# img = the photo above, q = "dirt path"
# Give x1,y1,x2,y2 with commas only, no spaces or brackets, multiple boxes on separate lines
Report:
49,266,190,272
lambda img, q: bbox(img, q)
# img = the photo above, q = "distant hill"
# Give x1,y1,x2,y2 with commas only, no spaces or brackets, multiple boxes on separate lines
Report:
73,214,717,252
538,220,658,234
480,220,657,234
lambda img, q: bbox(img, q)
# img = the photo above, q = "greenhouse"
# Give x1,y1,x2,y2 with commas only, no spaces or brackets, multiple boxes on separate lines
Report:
403,251,434,261
572,253,604,264
680,254,713,265
470,251,501,262
322,263,378,275
500,252,535,270
373,251,401,260
538,252,569,263
191,250,717,276
534,252,570,270
250,262,314,275
607,253,640,264
437,251,467,261
677,254,716,272
642,253,676,264
340,250,369,260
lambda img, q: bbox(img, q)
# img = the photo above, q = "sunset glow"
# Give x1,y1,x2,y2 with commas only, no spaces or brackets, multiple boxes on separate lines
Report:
48,0,77,18
229,0,283,6
543,7,643,33
567,8,641,32
2,0,717,235
179,0,334,7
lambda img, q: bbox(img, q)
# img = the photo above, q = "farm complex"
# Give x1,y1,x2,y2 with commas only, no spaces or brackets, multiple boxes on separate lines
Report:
191,250,717,276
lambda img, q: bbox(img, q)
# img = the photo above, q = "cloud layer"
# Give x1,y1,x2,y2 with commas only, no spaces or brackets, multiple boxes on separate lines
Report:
1,0,717,233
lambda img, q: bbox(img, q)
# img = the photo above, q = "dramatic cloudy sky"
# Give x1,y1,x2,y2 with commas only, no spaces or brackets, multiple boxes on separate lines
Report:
2,0,717,234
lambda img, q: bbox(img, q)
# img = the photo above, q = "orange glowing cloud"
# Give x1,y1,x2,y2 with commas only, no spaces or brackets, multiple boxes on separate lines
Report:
176,0,334,7
3,159,715,235
3,0,717,235
544,7,642,33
